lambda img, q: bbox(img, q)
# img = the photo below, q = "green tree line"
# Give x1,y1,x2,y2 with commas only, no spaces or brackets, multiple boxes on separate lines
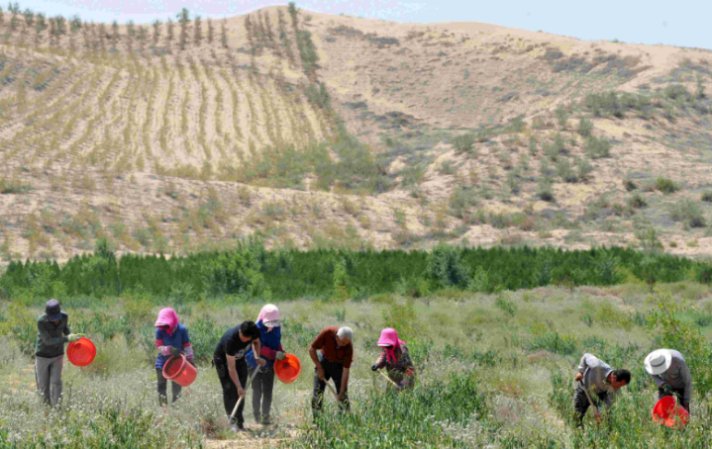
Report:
1,242,710,302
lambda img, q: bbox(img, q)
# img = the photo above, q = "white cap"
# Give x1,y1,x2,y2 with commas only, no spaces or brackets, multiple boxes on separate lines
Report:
644,349,673,376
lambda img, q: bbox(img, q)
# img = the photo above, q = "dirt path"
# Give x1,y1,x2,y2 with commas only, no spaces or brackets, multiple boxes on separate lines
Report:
205,422,300,449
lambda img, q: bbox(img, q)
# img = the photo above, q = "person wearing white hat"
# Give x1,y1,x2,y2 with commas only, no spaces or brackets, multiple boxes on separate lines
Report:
573,353,631,425
644,349,691,412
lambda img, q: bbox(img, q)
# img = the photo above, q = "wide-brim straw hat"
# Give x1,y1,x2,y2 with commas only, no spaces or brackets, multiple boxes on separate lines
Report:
644,349,673,376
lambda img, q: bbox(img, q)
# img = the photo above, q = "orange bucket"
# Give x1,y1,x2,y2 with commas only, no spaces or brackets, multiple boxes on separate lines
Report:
162,354,198,387
67,337,96,367
275,353,301,384
652,396,689,428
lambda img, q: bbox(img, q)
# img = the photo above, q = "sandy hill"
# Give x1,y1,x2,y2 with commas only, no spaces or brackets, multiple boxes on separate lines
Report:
0,5,711,260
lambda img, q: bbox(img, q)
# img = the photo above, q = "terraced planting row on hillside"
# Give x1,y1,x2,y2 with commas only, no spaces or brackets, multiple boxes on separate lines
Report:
0,7,334,181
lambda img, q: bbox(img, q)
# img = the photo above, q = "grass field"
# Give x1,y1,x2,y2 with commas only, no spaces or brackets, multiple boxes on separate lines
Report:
2,279,712,448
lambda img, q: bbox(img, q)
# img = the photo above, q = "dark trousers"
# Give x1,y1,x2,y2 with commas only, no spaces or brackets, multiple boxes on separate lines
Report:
249,366,275,422
573,385,608,424
215,358,248,425
156,368,182,405
658,387,689,412
312,359,350,416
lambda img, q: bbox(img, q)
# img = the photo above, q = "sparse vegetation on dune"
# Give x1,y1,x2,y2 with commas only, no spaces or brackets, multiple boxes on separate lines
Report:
1,4,712,257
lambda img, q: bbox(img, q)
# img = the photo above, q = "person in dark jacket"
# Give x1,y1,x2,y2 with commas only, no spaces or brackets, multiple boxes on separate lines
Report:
214,321,263,431
154,307,194,406
35,299,80,406
246,304,285,425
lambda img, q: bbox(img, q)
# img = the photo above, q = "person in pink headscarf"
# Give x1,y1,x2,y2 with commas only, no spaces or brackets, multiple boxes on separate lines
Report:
370,328,415,390
245,304,285,425
154,307,193,406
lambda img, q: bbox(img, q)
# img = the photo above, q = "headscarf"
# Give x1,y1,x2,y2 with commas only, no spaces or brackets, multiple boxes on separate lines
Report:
256,304,281,328
377,327,405,364
155,307,180,336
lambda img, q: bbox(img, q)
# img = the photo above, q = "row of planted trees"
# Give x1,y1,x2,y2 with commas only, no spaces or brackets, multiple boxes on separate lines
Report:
1,240,710,302
1,3,229,53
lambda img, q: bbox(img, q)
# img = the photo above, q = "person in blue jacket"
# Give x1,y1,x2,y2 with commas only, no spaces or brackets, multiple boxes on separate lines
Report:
246,304,285,425
154,307,193,406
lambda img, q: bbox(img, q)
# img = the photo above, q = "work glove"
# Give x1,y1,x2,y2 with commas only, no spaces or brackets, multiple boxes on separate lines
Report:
371,364,378,371
67,334,81,342
276,351,286,361
170,346,181,357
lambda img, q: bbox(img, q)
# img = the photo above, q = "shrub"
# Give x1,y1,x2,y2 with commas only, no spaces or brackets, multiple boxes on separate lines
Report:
0,178,32,194
697,265,712,285
507,115,526,133
627,193,647,209
585,92,624,118
701,191,712,203
670,200,706,228
624,179,637,191
555,107,569,128
655,177,679,194
663,84,692,101
448,186,479,220
305,82,330,109
495,294,517,317
543,133,566,160
188,316,223,364
556,158,578,183
584,136,612,159
635,227,663,253
451,133,476,154
528,331,577,355
383,298,418,340
576,157,593,181
577,117,593,137
537,177,555,202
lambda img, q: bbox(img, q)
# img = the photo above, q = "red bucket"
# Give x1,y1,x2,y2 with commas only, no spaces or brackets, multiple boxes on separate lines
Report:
652,396,689,428
162,354,198,387
275,353,301,384
67,337,96,367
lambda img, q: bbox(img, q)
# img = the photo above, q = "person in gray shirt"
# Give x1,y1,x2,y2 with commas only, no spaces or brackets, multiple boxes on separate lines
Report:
35,299,80,406
573,352,631,425
644,349,692,412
